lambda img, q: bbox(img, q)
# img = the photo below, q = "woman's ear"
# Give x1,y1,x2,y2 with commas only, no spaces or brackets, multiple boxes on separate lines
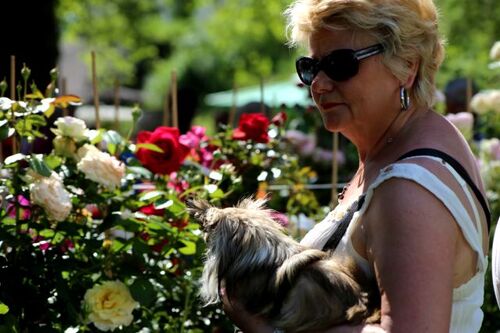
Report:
403,59,420,88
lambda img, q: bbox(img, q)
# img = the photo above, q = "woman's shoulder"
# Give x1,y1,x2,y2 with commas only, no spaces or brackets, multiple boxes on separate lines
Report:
397,110,483,186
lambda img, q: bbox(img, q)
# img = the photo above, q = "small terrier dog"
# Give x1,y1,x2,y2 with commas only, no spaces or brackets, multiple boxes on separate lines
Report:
187,197,380,332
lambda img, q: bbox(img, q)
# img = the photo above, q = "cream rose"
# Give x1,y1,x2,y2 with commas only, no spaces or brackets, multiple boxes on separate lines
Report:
84,280,139,331
29,171,72,222
77,144,125,190
470,90,500,114
53,116,88,141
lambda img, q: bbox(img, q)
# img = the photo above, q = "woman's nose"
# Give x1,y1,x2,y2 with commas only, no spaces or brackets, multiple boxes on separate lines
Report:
310,70,335,94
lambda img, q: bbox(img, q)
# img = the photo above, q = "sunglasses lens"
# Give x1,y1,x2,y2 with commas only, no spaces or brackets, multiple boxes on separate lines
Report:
296,57,316,85
323,50,359,81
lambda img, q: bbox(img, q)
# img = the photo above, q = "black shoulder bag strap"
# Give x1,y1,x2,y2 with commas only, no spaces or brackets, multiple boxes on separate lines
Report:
323,196,365,251
397,148,491,231
324,148,491,251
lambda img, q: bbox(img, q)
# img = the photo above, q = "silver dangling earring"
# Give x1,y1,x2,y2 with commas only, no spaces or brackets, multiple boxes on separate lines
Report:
400,86,410,111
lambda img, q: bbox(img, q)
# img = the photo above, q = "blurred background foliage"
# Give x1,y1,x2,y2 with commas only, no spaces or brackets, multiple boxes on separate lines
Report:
54,0,499,103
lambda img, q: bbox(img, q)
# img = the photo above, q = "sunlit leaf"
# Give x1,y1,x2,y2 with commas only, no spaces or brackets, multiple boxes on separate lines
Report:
25,89,45,100
140,190,165,201
135,143,164,153
179,240,196,255
0,303,9,315
43,104,55,118
4,153,26,165
53,95,82,108
29,155,52,177
154,199,173,210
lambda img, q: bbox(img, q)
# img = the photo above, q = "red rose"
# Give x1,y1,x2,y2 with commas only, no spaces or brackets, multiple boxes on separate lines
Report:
233,113,270,143
271,111,287,127
138,204,165,216
136,126,190,175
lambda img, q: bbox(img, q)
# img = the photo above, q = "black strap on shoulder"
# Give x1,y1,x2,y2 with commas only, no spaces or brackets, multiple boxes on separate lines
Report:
397,148,491,231
323,196,365,251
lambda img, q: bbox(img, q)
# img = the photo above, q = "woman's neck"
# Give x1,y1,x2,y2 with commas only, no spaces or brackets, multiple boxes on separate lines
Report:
356,105,420,165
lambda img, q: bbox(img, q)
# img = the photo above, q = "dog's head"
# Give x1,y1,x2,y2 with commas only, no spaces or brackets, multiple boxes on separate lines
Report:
186,197,301,306
186,196,277,233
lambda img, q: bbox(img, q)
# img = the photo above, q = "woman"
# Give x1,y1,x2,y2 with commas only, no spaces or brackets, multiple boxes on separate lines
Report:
223,1,491,332
492,218,500,309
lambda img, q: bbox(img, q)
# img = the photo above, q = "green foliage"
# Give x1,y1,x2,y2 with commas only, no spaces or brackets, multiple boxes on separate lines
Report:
435,0,500,89
0,70,329,331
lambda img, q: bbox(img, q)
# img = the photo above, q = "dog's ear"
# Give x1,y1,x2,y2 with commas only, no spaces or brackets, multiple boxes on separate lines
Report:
237,196,268,210
185,198,212,223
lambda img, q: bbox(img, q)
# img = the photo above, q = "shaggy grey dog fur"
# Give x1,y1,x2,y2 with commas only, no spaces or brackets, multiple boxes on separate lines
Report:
187,198,380,332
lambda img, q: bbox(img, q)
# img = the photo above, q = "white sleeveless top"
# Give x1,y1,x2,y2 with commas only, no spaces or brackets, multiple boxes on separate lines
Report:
301,157,487,332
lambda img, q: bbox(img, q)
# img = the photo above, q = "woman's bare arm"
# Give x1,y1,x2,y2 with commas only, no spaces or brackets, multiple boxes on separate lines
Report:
322,178,458,333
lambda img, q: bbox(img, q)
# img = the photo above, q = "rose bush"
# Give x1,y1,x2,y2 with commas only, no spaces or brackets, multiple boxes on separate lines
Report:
0,71,328,332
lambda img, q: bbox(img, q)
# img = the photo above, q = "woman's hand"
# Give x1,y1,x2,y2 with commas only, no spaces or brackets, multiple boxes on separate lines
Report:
221,288,274,333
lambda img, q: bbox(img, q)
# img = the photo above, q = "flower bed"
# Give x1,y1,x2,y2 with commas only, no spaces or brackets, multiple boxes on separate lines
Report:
0,77,325,331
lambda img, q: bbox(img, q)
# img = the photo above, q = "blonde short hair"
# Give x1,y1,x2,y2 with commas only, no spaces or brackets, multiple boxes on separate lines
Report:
284,0,445,108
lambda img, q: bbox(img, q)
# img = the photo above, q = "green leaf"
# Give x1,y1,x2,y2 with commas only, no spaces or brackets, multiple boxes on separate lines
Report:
130,278,156,307
43,104,55,118
0,123,11,141
107,143,117,155
146,219,170,231
39,229,55,238
89,129,105,145
29,155,52,177
140,190,165,201
127,166,153,178
44,155,62,169
104,130,123,155
0,303,9,315
209,188,225,199
104,130,123,145
4,154,26,165
179,240,196,255
136,143,164,153
165,195,186,215
154,199,173,210
132,238,150,255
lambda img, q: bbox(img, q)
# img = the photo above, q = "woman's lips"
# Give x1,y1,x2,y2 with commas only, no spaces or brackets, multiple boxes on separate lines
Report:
320,102,344,110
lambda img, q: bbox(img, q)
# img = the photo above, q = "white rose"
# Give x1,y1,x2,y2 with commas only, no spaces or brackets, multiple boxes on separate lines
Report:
470,90,500,114
30,171,72,222
490,41,500,61
53,116,88,141
0,97,13,110
84,280,139,331
77,144,125,190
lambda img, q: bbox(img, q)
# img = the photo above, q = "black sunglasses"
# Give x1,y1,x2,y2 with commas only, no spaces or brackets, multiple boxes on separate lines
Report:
295,44,384,85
